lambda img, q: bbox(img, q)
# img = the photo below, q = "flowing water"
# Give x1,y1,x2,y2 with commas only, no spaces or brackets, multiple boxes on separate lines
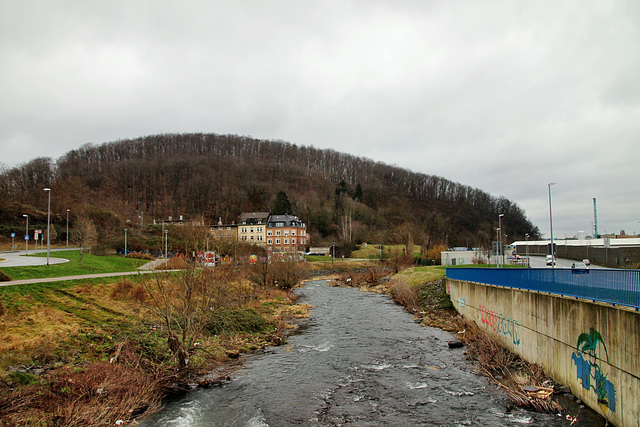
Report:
144,280,581,426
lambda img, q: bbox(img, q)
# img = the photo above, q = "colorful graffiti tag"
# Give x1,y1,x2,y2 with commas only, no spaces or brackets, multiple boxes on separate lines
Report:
479,305,521,346
571,328,616,413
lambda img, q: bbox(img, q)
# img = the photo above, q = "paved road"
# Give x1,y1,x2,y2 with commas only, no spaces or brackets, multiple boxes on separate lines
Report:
527,255,605,269
0,248,76,267
0,269,165,287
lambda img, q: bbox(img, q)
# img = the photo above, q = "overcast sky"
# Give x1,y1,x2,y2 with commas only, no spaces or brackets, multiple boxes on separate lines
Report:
1,1,639,239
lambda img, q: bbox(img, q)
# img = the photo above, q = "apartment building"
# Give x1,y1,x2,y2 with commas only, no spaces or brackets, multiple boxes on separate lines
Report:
237,212,269,245
266,214,308,253
209,218,237,241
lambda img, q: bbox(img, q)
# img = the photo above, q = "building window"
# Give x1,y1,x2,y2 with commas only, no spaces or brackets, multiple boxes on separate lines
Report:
284,230,289,236
276,239,281,245
292,238,296,244
268,239,272,244
276,230,281,236
267,230,273,236
284,239,289,244
292,230,296,235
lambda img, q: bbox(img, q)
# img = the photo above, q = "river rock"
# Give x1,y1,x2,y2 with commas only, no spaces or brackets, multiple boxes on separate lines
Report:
447,340,464,349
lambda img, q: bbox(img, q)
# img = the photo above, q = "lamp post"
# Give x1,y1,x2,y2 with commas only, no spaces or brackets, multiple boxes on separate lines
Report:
66,209,70,247
44,188,51,265
164,229,168,260
496,227,500,268
498,213,504,268
525,233,530,265
23,214,29,253
548,182,556,268
124,228,128,256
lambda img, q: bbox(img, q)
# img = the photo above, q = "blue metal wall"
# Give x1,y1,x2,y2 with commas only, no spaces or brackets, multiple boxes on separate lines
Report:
446,267,640,310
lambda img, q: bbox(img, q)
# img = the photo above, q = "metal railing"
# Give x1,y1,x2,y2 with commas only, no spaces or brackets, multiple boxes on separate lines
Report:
446,267,640,310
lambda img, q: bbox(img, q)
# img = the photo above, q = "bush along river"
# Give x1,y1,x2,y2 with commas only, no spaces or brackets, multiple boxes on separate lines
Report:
144,280,576,426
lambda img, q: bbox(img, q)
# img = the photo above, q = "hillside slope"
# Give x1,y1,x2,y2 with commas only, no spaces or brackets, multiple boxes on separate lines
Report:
0,133,540,249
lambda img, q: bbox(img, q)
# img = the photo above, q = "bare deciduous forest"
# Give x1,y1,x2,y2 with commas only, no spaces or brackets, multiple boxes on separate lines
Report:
0,133,540,250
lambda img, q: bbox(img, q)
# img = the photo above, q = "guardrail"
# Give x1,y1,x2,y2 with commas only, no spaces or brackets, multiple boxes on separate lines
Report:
446,267,640,310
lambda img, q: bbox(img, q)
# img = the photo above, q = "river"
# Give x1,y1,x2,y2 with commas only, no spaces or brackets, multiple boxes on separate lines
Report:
144,280,580,426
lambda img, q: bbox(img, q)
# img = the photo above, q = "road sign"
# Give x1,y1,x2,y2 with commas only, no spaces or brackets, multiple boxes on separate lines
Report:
25,235,29,240
11,233,15,238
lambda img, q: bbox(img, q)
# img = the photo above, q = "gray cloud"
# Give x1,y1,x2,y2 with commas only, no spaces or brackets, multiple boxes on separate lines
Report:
1,0,639,238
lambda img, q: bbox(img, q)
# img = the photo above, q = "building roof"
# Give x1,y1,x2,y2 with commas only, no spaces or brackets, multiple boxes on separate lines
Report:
239,212,269,220
267,214,306,228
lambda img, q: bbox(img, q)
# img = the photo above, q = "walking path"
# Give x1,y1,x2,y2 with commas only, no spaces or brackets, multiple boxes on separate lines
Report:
0,249,172,287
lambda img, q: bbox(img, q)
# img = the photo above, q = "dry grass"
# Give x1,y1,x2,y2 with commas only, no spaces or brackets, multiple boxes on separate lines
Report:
0,361,163,426
388,280,421,313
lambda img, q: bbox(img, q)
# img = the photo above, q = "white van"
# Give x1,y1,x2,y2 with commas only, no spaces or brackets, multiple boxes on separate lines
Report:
545,255,556,266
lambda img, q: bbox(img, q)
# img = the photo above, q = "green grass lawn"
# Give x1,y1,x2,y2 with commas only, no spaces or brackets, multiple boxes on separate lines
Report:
393,265,447,286
304,255,333,262
0,250,148,281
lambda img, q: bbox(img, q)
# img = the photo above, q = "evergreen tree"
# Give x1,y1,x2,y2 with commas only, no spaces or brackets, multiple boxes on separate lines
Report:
272,191,292,215
354,183,363,202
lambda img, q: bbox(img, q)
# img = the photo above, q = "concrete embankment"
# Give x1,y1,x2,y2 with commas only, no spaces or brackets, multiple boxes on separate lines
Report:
447,278,639,427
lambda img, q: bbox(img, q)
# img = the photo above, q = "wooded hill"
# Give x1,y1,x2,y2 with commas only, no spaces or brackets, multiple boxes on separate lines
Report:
0,133,540,251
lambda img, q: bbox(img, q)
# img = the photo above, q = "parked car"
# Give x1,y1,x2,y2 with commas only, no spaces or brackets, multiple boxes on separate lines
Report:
545,255,556,266
582,259,591,266
571,262,588,269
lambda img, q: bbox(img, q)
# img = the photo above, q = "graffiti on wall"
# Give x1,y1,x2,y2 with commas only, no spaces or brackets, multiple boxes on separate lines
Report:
571,328,616,413
479,305,521,346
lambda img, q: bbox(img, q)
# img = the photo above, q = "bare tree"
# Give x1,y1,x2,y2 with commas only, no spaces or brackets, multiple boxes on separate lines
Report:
71,215,97,264
143,264,244,369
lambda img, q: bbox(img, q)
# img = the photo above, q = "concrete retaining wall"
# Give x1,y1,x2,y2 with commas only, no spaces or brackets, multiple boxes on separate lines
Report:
447,278,640,426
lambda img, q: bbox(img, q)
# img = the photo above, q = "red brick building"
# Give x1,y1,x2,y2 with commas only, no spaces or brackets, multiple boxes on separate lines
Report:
266,214,308,253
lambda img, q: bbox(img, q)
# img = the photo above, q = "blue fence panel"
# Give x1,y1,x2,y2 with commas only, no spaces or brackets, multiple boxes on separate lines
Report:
446,267,640,310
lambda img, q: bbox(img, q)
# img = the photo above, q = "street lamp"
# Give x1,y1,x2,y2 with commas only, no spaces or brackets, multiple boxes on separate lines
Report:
23,214,29,253
66,209,70,247
548,182,556,268
44,188,51,265
495,227,500,268
525,233,530,264
498,213,504,268
124,228,128,256
164,229,168,260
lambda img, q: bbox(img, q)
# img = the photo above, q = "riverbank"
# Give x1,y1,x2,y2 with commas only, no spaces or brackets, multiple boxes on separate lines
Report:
0,267,310,426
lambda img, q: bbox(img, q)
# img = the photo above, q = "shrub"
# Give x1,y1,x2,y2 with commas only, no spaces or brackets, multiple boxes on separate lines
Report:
156,257,188,270
389,281,420,312
207,308,269,335
111,279,134,300
125,252,155,260
8,372,36,386
0,270,11,282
